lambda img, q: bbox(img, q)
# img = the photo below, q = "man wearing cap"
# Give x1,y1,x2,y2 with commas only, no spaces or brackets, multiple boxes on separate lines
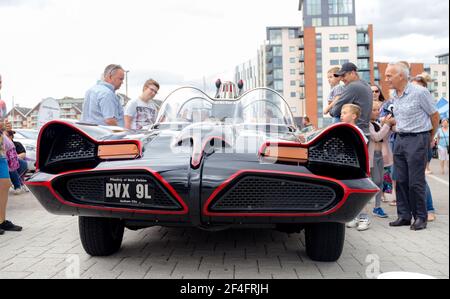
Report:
329,62,373,135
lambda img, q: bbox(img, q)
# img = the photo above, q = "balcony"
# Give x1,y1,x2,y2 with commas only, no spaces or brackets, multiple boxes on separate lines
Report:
299,81,305,87
358,51,370,58
357,25,369,32
266,53,273,63
299,68,305,74
299,93,305,99
298,30,304,37
299,55,305,62
266,64,274,75
299,43,304,50
357,37,370,45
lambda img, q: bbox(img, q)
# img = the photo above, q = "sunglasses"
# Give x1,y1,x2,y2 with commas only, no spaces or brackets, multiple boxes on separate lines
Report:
372,90,380,94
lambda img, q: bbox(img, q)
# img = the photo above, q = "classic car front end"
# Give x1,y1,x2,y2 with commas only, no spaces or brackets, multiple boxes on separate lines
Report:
26,86,378,261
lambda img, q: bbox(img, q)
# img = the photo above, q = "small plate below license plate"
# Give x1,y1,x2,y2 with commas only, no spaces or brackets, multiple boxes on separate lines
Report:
104,177,155,205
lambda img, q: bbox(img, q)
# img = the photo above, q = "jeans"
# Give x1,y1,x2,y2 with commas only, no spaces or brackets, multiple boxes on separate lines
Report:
426,181,435,213
9,159,28,190
371,151,384,208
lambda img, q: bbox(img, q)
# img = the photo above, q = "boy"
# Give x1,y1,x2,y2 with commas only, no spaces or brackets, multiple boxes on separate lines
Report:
125,79,160,130
340,104,371,231
324,67,345,124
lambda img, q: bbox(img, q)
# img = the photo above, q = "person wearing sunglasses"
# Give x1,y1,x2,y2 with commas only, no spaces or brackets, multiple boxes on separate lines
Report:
82,64,126,127
124,79,160,130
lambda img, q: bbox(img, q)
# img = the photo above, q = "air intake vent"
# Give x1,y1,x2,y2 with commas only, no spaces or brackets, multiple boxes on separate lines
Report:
309,137,359,167
210,175,342,213
49,133,96,163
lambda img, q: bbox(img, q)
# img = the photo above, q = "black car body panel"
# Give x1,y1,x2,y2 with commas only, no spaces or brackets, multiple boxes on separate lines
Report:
27,87,378,230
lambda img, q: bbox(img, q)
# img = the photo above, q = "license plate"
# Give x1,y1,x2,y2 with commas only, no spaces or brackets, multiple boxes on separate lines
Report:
104,177,155,205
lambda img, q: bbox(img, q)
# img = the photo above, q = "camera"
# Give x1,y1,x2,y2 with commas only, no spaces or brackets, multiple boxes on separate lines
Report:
383,104,395,117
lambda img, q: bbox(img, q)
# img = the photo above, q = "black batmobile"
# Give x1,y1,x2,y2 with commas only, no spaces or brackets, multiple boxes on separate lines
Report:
26,85,378,262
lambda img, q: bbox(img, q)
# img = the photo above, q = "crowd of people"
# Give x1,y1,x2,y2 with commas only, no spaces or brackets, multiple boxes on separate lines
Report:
318,61,448,232
0,61,448,236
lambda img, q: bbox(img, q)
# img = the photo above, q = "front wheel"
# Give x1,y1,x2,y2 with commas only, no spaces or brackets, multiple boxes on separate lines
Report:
305,222,345,262
79,217,125,257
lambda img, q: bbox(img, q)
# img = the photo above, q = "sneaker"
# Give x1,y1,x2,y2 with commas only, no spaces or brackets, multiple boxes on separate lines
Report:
346,218,359,228
0,228,4,235
373,207,389,218
357,217,371,231
0,220,23,232
21,185,30,193
13,188,24,195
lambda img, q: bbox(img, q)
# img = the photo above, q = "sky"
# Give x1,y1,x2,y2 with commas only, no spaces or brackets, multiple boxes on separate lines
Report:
0,0,448,109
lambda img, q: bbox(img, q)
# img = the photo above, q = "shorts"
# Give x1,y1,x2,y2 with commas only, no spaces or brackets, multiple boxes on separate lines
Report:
0,158,10,179
438,147,449,161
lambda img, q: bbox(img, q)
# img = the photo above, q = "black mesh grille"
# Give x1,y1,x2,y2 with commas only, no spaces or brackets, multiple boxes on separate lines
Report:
210,176,340,212
62,174,182,210
49,133,96,163
309,137,359,167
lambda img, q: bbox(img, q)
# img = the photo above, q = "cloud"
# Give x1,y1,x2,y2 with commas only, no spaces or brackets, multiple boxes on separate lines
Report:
356,0,449,62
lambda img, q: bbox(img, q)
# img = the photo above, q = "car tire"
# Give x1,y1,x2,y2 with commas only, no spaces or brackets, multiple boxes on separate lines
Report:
79,217,125,257
305,222,345,262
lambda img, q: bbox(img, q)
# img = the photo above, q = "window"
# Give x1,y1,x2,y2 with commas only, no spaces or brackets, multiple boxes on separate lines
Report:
289,29,299,39
340,34,349,40
443,93,447,98
291,92,297,98
330,47,339,53
289,46,296,52
434,82,439,87
273,46,283,56
290,57,296,63
269,29,282,45
443,82,447,87
443,71,447,77
290,69,296,75
274,69,283,80
330,60,340,66
340,46,349,52
339,17,349,26
329,17,339,26
435,93,439,98
307,0,322,15
330,34,339,40
290,80,297,86
312,18,322,26
274,80,283,91
273,57,283,68
434,71,439,77
328,0,353,14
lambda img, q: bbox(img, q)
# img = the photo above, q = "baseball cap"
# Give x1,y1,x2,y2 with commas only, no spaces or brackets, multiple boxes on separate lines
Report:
334,62,358,77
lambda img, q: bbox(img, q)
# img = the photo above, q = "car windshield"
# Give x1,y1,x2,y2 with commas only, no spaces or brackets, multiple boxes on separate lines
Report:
157,87,295,127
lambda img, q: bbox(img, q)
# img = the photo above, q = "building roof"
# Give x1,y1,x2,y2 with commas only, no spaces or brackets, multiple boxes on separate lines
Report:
6,106,32,118
436,53,449,58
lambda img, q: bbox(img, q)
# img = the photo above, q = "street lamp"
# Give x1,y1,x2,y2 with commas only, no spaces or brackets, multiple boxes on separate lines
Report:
125,70,130,100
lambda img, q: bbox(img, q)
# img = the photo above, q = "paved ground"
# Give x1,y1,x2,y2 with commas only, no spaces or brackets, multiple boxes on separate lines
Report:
0,160,448,279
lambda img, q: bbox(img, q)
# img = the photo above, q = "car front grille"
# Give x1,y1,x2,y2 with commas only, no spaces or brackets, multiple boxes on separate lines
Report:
209,175,342,213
